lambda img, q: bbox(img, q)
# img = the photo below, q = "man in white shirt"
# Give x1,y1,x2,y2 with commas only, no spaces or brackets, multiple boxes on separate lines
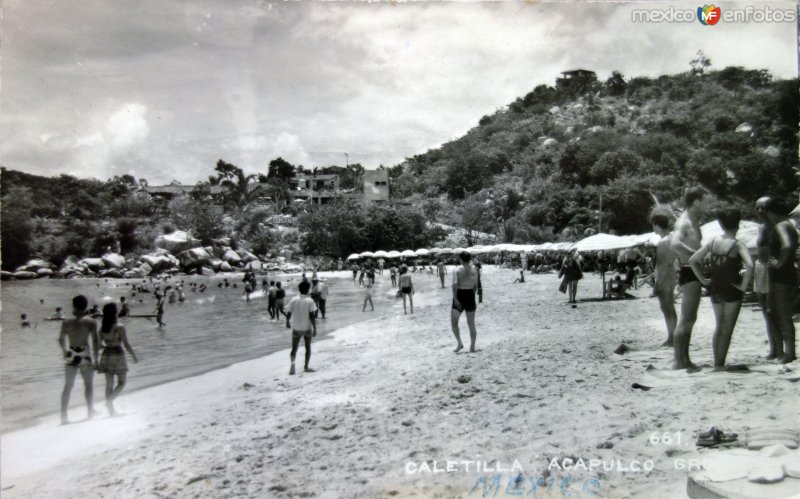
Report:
285,281,318,375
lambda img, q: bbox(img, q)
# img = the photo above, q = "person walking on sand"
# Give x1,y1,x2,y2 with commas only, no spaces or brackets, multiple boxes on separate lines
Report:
670,187,708,370
688,208,753,368
437,259,447,288
154,292,166,327
558,250,583,306
97,303,138,416
451,251,479,353
651,209,677,347
762,197,798,363
274,282,287,320
59,295,99,425
267,281,277,319
362,280,375,312
285,281,317,375
315,279,329,319
390,266,398,287
398,265,414,314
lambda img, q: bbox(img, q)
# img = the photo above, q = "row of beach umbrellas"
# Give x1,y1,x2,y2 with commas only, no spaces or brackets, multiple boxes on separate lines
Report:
345,220,762,261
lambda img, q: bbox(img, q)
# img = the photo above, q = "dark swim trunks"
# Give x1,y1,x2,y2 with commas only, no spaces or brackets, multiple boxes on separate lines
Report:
452,289,477,312
678,266,700,286
401,286,412,294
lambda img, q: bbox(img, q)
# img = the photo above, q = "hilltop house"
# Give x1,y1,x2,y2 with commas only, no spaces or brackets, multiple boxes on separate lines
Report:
555,69,597,93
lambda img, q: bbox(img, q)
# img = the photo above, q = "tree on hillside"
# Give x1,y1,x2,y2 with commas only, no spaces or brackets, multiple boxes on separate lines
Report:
1,186,34,269
604,71,626,96
267,157,295,182
690,50,711,76
211,159,263,210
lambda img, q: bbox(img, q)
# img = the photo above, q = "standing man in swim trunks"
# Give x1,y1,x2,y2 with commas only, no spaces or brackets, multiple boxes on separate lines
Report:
670,187,708,369
285,281,317,375
451,251,479,353
59,295,99,425
651,209,677,347
437,259,447,288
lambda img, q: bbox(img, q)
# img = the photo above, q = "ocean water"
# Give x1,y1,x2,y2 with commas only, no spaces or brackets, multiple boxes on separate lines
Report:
0,271,400,433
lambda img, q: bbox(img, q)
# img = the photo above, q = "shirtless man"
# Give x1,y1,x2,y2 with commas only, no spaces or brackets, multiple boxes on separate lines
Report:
451,251,479,353
651,211,677,347
436,259,447,288
670,187,707,369
59,295,99,424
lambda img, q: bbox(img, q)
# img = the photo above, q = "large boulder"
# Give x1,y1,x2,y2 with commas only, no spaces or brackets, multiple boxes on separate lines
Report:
140,254,172,272
101,253,126,269
177,247,212,269
208,258,224,272
138,262,153,276
79,258,106,272
124,269,145,279
200,266,216,276
239,250,258,263
154,231,200,254
100,269,123,278
36,268,54,277
13,271,38,280
220,261,233,272
1,271,15,281
222,250,242,266
17,259,54,273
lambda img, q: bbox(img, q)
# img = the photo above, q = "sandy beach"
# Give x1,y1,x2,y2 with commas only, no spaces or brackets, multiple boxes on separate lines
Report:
2,267,798,498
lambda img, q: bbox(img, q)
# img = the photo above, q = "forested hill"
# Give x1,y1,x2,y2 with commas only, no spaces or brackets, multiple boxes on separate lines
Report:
387,66,799,240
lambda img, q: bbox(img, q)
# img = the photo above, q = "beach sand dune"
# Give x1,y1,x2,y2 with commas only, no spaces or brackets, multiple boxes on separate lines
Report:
2,268,797,498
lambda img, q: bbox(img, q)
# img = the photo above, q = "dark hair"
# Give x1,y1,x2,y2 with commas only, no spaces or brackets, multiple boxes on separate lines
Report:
119,297,126,302
276,282,282,288
399,265,408,275
684,187,707,208
764,197,790,217
269,281,275,285
56,307,62,311
72,295,89,312
298,281,311,295
101,303,118,333
650,214,670,230
459,251,472,263
716,208,741,231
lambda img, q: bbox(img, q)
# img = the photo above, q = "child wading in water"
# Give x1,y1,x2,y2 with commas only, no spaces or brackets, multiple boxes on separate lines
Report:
363,281,374,312
285,281,317,375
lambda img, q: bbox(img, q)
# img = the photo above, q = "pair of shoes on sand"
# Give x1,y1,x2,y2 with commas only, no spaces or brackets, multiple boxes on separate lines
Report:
697,427,739,448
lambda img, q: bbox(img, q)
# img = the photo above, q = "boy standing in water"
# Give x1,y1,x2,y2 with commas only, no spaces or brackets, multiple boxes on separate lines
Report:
670,187,707,369
59,295,99,424
285,281,317,375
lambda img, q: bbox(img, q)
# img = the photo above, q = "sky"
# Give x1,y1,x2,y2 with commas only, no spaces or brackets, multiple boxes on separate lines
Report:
1,0,797,185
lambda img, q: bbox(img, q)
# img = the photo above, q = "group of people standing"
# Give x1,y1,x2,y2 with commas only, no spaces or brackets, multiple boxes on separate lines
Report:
651,187,797,369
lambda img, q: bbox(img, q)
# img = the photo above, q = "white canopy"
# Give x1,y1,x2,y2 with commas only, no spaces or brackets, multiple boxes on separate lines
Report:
346,253,361,261
401,249,417,257
414,248,430,256
434,247,454,254
386,251,402,259
700,220,761,250
373,250,389,258
571,233,632,252
360,251,375,258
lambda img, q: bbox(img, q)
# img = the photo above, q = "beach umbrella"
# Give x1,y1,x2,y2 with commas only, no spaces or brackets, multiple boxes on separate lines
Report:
435,247,454,254
386,250,402,259
623,232,661,247
572,233,631,252
469,245,489,254
401,249,417,258
346,253,361,261
700,220,760,250
373,250,389,258
414,248,430,256
360,251,375,258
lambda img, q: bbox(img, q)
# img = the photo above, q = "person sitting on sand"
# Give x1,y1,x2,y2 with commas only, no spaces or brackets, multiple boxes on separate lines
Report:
59,295,99,425
513,270,525,284
97,303,138,416
688,208,753,368
398,266,414,315
274,282,287,320
670,187,708,370
451,251,479,353
48,307,66,321
651,209,677,347
285,281,317,375
89,305,102,319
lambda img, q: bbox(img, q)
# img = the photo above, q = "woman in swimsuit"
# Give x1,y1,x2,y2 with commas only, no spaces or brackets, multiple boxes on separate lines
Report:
96,303,138,416
398,266,414,315
558,251,583,305
689,209,753,368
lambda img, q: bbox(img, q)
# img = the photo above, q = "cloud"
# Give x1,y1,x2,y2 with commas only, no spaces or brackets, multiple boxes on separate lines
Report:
106,103,150,149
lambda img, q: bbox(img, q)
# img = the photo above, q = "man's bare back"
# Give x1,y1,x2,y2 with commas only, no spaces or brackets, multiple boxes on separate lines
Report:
454,264,478,290
671,213,702,265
